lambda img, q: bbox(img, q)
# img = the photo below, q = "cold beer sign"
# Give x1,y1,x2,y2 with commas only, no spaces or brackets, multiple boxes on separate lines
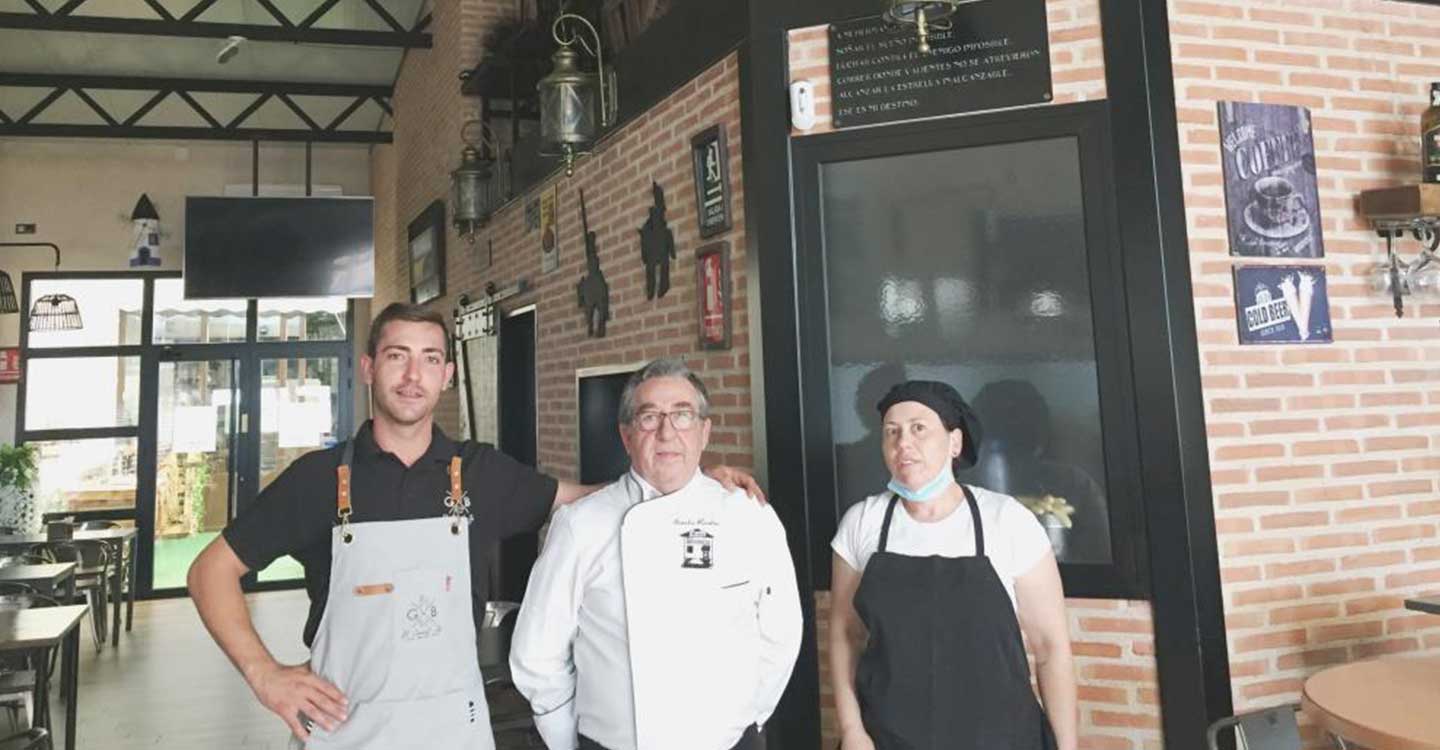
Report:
1233,265,1332,345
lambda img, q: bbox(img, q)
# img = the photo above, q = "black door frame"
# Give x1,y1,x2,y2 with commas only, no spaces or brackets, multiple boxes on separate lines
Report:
788,101,1149,599
16,270,355,598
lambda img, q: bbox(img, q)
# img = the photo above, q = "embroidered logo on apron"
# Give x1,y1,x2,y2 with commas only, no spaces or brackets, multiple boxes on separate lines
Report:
402,595,444,641
680,527,714,569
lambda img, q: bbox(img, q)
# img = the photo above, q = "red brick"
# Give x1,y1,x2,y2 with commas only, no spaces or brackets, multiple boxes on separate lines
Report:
1259,512,1330,531
1233,629,1307,653
1312,621,1384,643
1267,559,1336,578
1342,550,1408,570
1300,532,1369,550
1232,584,1303,606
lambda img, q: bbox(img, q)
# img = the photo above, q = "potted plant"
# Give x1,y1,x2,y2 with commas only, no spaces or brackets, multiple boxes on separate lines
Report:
0,444,39,533
1018,494,1076,559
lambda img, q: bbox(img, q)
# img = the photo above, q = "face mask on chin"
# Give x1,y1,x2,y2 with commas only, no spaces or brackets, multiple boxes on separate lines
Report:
887,461,954,503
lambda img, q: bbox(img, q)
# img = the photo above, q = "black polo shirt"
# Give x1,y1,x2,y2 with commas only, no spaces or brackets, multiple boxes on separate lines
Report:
222,421,558,647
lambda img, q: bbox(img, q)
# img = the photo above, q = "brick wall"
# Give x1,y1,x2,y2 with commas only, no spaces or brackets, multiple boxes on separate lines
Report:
380,1,753,472
1172,0,1440,746
787,3,1164,749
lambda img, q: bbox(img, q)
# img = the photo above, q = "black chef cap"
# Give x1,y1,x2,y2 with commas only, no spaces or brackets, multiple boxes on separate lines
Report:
876,380,983,470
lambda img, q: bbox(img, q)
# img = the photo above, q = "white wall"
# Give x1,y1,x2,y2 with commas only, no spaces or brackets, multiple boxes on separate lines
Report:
0,137,375,443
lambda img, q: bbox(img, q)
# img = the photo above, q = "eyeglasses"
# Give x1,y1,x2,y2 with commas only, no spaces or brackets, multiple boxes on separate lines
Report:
631,409,702,432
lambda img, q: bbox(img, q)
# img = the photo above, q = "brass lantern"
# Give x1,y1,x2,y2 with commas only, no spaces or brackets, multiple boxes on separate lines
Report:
451,119,496,242
884,0,974,54
537,12,616,177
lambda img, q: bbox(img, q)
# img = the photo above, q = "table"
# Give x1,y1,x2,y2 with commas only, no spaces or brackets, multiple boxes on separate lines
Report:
1405,597,1440,615
1302,656,1440,749
0,528,138,646
0,605,86,750
0,563,77,601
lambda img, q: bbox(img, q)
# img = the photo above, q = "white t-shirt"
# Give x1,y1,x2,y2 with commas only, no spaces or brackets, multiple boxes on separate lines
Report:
830,485,1053,610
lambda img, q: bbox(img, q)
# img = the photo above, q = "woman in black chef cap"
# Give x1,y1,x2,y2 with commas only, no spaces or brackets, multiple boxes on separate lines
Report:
828,380,1077,750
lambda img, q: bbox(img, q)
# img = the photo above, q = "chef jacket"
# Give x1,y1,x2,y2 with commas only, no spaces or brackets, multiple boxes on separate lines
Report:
509,469,802,750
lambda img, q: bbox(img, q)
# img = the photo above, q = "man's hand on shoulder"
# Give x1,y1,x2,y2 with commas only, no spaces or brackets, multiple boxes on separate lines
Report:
703,464,768,505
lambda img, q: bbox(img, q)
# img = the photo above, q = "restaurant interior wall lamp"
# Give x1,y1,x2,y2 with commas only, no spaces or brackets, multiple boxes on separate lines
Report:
0,242,83,331
537,12,617,177
452,119,499,243
884,0,982,54
1358,184,1440,317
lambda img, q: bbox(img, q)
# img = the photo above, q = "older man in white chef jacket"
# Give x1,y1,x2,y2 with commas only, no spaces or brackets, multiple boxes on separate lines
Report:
510,358,802,750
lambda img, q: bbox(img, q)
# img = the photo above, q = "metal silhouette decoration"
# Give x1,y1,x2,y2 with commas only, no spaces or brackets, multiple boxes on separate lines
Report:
575,189,610,337
638,180,676,299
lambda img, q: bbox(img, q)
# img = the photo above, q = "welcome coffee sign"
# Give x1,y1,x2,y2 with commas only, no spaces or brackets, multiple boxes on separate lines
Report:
1217,101,1326,259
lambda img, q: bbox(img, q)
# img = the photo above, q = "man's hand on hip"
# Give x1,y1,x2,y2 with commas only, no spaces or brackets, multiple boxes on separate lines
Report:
249,661,348,740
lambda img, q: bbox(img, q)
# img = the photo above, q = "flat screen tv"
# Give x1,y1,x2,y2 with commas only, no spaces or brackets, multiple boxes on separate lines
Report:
578,369,635,486
184,196,374,299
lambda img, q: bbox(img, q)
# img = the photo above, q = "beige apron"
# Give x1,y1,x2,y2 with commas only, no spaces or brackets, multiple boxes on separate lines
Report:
299,443,494,750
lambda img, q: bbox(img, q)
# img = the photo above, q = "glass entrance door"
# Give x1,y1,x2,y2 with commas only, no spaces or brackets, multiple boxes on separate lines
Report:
251,355,342,584
151,357,243,591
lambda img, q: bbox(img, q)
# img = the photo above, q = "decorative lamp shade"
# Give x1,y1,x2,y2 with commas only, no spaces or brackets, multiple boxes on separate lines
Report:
0,272,17,315
29,294,83,332
538,45,599,171
451,144,495,238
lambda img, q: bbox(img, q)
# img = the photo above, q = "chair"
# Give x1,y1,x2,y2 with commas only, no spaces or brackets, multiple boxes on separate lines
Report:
78,522,132,632
1206,704,1301,750
0,728,49,750
0,594,58,736
479,601,536,742
47,542,108,651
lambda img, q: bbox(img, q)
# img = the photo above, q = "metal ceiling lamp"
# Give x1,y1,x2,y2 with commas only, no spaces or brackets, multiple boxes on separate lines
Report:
452,119,498,242
0,242,82,331
537,12,617,177
884,0,976,54
0,272,17,315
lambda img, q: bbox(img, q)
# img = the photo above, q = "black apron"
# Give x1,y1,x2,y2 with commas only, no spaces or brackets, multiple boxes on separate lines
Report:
853,487,1057,750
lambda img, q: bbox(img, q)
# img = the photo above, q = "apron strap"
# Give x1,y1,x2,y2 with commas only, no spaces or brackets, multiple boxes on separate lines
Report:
449,456,463,505
877,493,901,553
336,440,355,543
961,484,984,557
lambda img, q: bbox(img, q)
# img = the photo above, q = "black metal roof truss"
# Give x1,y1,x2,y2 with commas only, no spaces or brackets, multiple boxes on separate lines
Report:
0,0,432,48
0,73,392,143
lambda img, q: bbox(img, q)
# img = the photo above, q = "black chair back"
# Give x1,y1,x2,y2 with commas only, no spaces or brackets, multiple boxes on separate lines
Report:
1206,704,1301,750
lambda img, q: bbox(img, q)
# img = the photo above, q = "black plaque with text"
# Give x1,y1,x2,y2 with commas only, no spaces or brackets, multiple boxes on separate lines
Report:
828,2,1052,129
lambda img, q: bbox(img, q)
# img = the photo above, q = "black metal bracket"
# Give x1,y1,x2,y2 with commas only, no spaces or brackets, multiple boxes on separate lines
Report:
0,0,431,48
0,73,392,143
0,242,62,269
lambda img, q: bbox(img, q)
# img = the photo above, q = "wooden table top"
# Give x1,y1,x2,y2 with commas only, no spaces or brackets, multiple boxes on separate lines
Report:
1303,656,1440,750
0,563,75,584
0,605,87,651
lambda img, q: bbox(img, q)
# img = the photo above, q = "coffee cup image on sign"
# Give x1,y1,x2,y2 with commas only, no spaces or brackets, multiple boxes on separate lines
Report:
1244,175,1310,239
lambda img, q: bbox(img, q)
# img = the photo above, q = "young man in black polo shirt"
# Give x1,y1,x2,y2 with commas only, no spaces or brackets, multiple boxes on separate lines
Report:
188,302,760,748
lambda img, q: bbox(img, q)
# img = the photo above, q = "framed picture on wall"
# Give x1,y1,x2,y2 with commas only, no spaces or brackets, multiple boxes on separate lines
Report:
1218,101,1324,258
691,124,732,238
408,199,446,305
696,240,731,350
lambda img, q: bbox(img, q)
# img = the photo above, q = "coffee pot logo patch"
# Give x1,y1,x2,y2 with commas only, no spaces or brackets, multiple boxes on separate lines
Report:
681,528,714,569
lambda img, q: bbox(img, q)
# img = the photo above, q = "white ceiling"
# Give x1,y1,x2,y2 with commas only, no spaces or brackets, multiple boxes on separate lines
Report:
0,0,428,130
